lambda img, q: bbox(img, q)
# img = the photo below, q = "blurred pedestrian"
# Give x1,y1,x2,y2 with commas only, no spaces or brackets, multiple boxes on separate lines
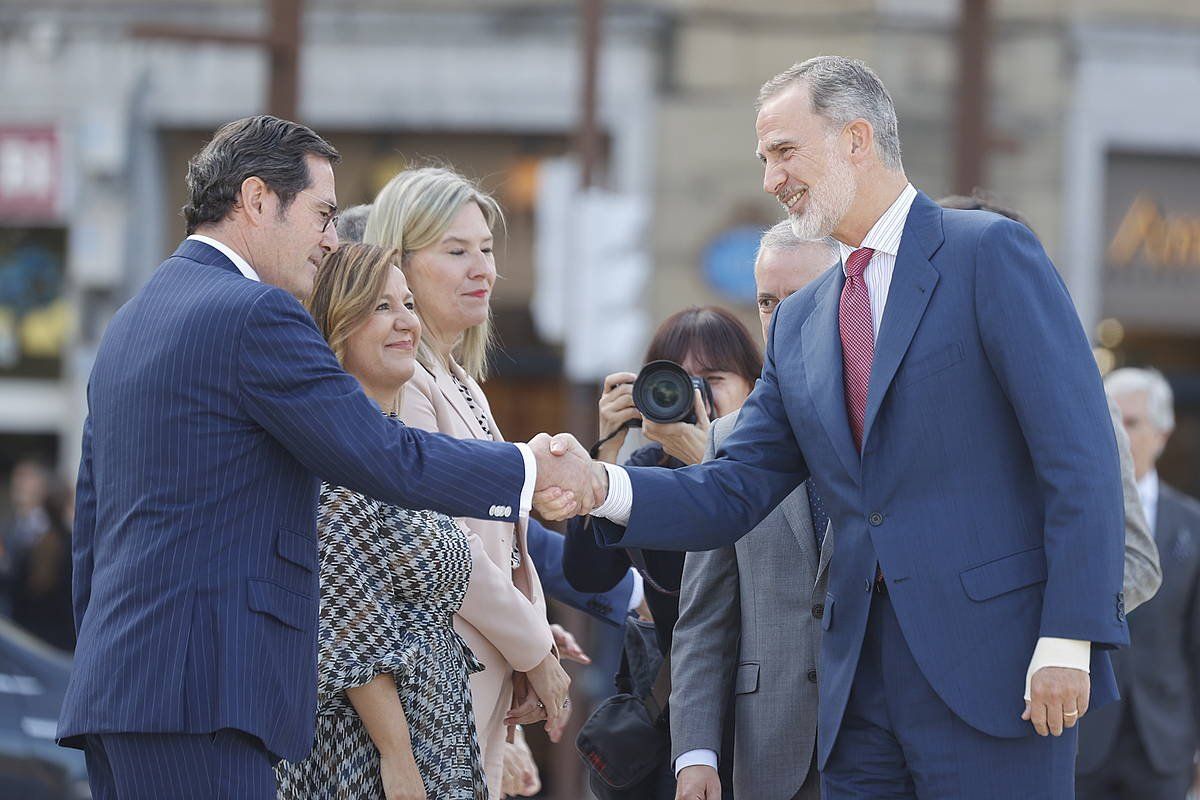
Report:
0,459,53,617
1077,368,1200,800
10,481,75,652
671,224,838,800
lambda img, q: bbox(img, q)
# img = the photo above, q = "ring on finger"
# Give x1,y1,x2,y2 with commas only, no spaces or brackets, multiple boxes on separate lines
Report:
1063,709,1078,717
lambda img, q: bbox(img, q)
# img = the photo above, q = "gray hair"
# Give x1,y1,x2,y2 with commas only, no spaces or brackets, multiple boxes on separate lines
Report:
1105,367,1175,433
335,203,372,243
757,220,838,262
758,56,903,171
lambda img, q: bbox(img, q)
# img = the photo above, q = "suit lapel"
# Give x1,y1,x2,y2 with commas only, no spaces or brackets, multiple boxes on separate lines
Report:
862,193,944,448
802,271,861,483
433,361,491,440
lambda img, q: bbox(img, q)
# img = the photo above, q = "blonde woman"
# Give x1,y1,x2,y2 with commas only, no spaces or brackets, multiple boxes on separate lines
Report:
365,168,570,799
275,243,485,800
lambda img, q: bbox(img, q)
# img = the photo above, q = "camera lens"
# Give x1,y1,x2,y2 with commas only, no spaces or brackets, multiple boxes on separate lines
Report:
633,360,695,424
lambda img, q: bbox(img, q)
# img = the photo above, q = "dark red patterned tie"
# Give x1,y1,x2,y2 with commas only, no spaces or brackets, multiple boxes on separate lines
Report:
840,247,875,451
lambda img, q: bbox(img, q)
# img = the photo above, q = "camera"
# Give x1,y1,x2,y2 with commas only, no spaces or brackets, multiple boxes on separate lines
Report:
630,360,716,426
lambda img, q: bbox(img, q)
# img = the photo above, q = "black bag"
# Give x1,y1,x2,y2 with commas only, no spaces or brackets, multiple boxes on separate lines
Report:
576,615,673,798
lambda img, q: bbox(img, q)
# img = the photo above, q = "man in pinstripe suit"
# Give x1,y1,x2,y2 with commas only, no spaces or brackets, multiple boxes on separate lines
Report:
56,116,592,799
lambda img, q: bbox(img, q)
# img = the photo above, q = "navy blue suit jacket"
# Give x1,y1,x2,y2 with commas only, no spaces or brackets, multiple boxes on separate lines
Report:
526,520,632,628
594,193,1129,766
58,240,526,761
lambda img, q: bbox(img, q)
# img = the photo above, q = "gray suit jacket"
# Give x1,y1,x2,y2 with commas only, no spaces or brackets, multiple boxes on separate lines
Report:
1110,394,1162,612
670,411,831,800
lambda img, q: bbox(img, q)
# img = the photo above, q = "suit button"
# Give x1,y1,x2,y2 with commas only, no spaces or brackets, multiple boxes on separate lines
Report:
807,669,818,683
812,603,825,619
869,512,884,526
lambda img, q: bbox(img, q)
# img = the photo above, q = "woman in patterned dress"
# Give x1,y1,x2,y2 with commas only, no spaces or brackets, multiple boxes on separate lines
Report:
275,243,486,800
365,168,570,799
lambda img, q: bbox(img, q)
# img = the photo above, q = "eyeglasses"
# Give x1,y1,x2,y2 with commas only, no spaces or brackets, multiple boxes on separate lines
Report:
297,190,339,233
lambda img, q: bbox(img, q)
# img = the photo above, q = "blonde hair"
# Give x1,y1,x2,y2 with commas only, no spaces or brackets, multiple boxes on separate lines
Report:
364,167,503,381
306,242,403,366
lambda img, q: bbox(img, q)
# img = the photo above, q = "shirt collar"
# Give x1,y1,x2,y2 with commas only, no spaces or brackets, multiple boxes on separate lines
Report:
1138,469,1159,512
186,234,261,282
837,182,918,268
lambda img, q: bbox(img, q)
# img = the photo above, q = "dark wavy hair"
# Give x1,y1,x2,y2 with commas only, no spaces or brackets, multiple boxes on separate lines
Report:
645,306,762,385
182,115,340,234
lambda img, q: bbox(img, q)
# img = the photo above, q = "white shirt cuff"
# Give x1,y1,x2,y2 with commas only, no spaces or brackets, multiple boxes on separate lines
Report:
591,462,632,524
1024,637,1091,701
675,749,719,777
512,442,536,518
627,569,645,612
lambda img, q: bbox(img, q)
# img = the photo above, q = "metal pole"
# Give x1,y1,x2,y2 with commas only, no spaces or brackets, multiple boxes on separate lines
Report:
268,0,301,120
953,0,990,195
577,0,603,189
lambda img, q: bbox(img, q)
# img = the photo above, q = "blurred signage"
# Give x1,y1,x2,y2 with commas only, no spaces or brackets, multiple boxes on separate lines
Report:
702,225,762,304
0,127,63,223
1102,151,1200,332
0,228,68,378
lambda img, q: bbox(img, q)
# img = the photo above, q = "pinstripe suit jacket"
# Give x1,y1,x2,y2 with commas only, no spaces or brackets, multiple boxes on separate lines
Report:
57,240,526,761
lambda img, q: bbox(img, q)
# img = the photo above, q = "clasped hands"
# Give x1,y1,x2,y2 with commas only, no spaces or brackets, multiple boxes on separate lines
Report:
527,432,608,521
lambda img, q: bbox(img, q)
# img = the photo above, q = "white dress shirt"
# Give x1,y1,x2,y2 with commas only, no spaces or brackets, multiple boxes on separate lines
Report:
184,234,537,514
596,187,1091,773
1138,470,1160,537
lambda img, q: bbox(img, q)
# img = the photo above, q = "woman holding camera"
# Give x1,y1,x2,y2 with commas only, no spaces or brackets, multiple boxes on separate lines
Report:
563,306,761,797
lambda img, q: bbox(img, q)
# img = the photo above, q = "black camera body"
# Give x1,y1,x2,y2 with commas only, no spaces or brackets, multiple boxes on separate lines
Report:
629,360,716,426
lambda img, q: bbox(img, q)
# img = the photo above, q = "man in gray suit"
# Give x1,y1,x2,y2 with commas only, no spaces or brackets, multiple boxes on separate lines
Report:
671,224,837,800
1078,367,1200,800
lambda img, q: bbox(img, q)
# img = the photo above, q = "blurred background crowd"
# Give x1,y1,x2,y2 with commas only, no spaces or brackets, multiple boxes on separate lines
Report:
1,0,1199,798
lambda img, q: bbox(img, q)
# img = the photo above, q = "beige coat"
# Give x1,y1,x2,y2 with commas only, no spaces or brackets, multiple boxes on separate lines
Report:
400,358,554,799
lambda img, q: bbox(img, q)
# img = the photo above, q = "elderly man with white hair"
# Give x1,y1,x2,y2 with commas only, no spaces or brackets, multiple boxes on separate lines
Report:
1077,368,1200,800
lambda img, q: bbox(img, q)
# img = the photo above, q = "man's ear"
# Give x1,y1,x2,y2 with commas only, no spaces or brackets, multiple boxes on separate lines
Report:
238,176,272,227
845,118,875,165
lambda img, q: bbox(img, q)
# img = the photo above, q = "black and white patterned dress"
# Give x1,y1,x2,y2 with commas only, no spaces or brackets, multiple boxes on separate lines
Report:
276,444,487,799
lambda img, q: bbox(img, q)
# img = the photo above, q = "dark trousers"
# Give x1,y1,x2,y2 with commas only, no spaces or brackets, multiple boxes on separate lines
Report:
822,590,1077,799
84,729,277,800
1076,712,1192,800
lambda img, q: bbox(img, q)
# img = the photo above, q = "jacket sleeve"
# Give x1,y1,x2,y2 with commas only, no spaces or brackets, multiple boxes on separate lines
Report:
669,420,741,760
236,288,524,522
1108,393,1161,612
315,486,418,709
564,515,634,592
527,519,632,627
975,218,1128,648
70,413,96,634
456,526,554,673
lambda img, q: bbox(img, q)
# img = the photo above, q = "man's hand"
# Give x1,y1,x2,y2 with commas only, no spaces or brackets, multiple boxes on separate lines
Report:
1022,666,1089,736
529,433,596,519
550,623,591,665
675,764,721,800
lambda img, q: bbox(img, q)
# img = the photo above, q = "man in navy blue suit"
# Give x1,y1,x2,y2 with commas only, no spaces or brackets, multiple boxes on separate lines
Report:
581,57,1129,798
57,116,594,799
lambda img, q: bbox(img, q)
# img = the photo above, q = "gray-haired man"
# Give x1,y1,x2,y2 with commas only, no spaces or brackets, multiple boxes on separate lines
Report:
1078,368,1200,800
671,223,838,800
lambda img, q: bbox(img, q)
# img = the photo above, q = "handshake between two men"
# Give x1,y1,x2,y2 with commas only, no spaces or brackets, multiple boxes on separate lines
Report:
527,432,609,521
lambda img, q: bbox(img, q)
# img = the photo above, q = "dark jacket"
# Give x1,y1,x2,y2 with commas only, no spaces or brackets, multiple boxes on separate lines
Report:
1078,482,1200,776
564,443,684,656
